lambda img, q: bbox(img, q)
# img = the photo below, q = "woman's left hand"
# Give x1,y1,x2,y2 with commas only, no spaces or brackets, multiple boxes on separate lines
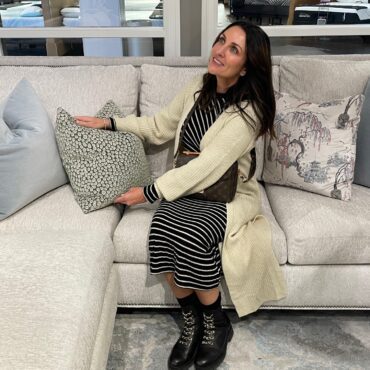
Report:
115,187,146,206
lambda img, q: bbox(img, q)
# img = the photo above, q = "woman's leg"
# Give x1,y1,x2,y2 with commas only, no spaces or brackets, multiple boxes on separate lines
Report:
165,275,233,370
165,273,203,370
195,287,220,305
194,287,233,370
165,272,194,298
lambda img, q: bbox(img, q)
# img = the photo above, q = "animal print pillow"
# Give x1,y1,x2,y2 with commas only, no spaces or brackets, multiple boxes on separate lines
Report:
263,92,364,201
55,101,152,213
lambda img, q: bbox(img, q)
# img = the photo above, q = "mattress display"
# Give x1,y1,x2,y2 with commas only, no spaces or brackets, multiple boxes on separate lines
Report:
0,3,44,28
61,6,80,27
238,0,289,5
1,16,44,28
294,2,370,24
63,17,80,27
230,0,290,18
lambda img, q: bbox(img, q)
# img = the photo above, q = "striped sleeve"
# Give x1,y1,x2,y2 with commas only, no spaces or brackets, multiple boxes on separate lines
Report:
143,184,160,203
110,117,117,131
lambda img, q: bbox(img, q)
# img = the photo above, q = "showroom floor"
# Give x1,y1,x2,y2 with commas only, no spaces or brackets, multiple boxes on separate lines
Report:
107,309,370,369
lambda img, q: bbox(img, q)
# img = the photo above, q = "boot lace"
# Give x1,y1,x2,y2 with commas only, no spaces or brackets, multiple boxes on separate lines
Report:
202,313,216,345
179,310,196,346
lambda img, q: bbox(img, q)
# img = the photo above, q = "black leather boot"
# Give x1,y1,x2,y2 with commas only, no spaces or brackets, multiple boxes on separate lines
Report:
194,308,233,369
168,303,203,369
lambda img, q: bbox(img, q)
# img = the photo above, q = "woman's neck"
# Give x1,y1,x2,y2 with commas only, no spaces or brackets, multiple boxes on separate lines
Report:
216,77,238,93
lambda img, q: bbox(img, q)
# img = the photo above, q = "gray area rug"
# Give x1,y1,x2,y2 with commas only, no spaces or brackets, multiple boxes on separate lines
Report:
107,309,370,369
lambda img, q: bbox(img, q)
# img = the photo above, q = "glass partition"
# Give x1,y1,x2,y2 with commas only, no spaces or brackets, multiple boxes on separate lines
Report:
219,0,370,27
217,0,370,55
0,0,164,56
271,35,370,55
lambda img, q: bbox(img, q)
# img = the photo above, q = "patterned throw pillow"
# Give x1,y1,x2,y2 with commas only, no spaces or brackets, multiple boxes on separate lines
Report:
263,92,364,201
55,101,152,213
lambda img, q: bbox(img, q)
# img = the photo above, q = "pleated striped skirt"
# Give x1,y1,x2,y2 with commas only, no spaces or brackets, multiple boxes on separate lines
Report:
149,197,227,290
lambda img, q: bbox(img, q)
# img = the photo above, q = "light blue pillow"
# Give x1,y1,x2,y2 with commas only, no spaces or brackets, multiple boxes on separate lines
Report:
20,6,43,17
0,79,68,220
0,100,12,145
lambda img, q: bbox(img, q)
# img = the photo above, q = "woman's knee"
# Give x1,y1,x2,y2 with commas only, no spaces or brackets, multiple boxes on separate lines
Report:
195,287,220,305
165,272,175,285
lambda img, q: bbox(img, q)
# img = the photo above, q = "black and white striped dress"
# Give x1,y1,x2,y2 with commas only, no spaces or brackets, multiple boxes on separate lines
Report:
144,93,229,290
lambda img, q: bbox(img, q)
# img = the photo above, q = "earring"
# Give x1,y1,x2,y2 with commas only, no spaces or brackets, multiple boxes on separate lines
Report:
240,70,246,77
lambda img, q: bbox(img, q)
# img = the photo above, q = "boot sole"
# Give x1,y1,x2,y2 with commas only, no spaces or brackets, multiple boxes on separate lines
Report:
194,326,234,370
168,356,195,370
168,343,200,370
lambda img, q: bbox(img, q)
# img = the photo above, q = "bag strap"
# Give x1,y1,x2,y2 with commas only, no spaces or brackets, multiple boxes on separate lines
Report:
175,93,202,159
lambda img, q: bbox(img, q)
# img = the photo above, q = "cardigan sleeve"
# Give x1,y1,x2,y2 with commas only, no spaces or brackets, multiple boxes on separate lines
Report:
155,108,259,201
113,78,200,146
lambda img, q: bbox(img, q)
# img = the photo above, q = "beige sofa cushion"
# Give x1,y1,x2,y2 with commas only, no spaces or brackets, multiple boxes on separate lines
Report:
113,183,287,265
139,64,280,181
0,231,115,370
279,57,370,103
0,185,122,237
0,65,139,123
264,183,370,265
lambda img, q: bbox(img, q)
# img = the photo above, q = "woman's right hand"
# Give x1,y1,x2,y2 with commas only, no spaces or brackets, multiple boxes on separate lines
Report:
74,116,107,129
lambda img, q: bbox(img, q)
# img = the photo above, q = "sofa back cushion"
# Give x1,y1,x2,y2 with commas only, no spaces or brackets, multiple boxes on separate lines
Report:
139,64,280,180
139,64,206,179
0,65,139,123
279,57,370,103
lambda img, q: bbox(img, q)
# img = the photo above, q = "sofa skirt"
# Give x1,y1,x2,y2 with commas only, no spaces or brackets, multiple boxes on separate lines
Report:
116,263,370,310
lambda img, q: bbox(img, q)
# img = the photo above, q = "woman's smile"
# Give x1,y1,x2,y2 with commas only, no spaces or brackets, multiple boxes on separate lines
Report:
211,57,225,67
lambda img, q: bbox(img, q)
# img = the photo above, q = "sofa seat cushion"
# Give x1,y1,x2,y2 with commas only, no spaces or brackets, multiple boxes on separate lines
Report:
264,183,370,265
0,185,122,236
0,231,116,369
113,183,287,265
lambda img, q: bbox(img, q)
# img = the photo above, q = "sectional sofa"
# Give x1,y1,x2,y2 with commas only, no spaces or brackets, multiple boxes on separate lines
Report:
0,54,369,369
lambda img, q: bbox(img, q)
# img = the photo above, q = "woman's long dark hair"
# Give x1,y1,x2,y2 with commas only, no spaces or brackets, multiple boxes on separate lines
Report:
197,21,275,138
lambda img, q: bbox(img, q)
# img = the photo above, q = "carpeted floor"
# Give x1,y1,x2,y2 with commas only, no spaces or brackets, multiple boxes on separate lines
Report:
107,309,370,369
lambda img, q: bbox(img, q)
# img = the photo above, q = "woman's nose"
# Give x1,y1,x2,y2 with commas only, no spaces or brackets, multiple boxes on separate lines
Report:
216,45,226,56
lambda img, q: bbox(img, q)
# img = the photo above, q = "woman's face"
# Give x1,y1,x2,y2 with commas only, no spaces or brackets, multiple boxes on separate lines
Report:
208,26,247,92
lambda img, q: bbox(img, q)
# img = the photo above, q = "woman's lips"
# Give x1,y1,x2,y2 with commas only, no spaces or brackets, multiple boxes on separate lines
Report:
212,57,224,66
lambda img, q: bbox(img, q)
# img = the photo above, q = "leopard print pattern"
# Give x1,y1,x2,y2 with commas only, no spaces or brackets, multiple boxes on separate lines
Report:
55,101,152,213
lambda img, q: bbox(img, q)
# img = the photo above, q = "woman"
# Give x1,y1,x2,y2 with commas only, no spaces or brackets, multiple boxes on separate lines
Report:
76,21,286,370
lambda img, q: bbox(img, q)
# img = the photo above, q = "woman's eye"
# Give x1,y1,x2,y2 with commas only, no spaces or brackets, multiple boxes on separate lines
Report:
231,46,238,54
219,36,225,44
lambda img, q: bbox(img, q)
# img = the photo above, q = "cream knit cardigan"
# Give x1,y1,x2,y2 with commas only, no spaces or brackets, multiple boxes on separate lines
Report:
115,77,287,317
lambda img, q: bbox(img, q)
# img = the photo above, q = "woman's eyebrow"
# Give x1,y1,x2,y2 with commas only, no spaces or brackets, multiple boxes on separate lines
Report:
221,33,243,51
231,42,242,51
